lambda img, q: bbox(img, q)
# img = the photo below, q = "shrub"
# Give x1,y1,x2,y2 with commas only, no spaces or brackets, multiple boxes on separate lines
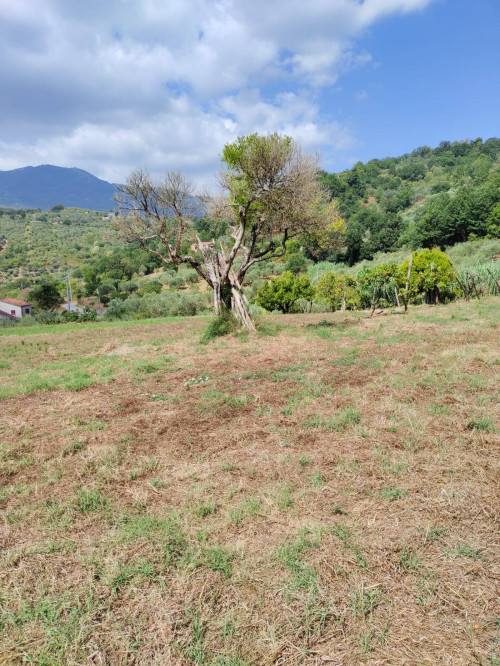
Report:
104,291,210,320
200,308,239,343
140,281,162,295
256,271,315,313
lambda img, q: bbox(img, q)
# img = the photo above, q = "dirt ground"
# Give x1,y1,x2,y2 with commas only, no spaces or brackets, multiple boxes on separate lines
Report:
0,300,499,665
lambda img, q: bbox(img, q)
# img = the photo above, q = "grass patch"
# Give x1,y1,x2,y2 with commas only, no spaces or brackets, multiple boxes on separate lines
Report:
200,309,240,343
467,417,496,432
74,488,109,513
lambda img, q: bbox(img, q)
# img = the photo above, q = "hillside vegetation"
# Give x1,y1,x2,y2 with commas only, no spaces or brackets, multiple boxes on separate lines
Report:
1,138,499,320
320,137,500,264
0,300,498,664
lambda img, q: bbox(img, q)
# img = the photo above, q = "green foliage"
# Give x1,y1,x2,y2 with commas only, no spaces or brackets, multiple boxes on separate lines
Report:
139,281,162,295
319,138,500,264
356,263,399,307
316,272,360,310
398,249,457,304
29,281,64,310
284,252,310,275
104,291,209,320
200,308,240,343
256,271,315,313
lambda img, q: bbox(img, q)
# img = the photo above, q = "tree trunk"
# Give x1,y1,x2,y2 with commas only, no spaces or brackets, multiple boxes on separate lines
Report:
196,237,255,330
227,267,256,331
404,254,413,314
370,285,379,317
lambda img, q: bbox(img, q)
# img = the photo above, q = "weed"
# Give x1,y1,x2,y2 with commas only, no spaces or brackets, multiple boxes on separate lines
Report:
201,309,239,343
350,587,381,620
149,477,167,490
230,496,262,525
467,417,496,432
427,527,447,541
135,362,160,374
380,487,408,501
336,407,361,428
273,484,294,510
74,488,108,513
177,608,207,663
86,420,106,431
298,456,311,468
202,546,233,577
62,440,85,456
447,543,483,559
194,499,217,518
304,407,360,432
276,528,321,591
359,629,374,653
399,543,420,571
333,523,367,568
311,471,323,488
63,371,96,391
150,393,168,401
108,559,156,592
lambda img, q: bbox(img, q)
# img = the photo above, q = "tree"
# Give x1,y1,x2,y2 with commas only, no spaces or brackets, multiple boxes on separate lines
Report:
81,265,101,296
256,271,315,313
114,133,341,329
397,249,456,306
284,252,310,275
29,281,64,310
357,263,398,312
316,272,359,311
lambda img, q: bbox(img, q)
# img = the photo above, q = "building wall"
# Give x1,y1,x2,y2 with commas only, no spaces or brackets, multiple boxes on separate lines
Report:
0,302,23,319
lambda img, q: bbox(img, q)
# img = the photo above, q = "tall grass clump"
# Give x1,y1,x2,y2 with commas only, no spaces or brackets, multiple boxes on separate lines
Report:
200,308,240,343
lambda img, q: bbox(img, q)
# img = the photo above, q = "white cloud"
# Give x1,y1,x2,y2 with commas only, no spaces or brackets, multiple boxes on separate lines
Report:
0,0,434,181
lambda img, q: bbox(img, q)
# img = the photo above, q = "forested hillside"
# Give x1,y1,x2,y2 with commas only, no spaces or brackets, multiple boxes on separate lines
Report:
320,137,500,264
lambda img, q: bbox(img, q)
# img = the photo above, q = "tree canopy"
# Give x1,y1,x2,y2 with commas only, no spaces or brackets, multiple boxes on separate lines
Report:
114,132,341,328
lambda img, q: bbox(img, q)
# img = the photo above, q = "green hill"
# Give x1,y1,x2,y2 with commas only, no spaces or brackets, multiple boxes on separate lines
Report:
320,137,500,264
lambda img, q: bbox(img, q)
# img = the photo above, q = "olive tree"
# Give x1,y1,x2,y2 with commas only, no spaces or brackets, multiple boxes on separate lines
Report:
114,133,341,329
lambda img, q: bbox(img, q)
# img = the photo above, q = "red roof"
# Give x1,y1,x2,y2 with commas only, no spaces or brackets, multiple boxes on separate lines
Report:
0,298,31,307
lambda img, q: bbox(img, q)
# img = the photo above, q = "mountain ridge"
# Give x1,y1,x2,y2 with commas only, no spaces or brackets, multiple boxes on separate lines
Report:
0,164,117,211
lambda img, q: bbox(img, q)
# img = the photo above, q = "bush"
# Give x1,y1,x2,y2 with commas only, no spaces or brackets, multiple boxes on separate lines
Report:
284,253,310,275
256,271,315,313
139,281,162,295
119,281,139,293
167,276,185,289
104,291,210,320
200,308,239,343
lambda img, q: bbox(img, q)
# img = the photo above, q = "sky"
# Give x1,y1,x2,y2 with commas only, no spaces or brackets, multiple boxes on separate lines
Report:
0,0,498,186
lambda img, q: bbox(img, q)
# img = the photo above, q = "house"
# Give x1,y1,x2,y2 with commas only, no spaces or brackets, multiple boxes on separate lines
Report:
0,298,32,320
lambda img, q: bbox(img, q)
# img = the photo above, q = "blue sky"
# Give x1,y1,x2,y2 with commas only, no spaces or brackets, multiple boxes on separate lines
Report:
329,0,500,168
0,0,497,185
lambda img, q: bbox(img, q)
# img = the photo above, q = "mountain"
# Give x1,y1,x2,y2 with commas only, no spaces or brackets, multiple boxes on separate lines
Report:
0,165,117,211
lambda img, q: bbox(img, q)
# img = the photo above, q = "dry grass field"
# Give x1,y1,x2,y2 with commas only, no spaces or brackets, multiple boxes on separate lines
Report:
0,299,499,665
